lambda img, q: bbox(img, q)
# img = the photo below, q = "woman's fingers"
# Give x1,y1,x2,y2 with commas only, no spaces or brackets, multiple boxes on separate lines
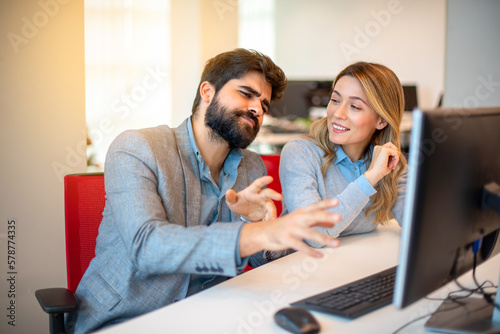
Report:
374,142,401,171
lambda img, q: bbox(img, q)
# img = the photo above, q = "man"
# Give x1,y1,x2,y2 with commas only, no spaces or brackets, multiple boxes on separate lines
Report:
67,49,341,333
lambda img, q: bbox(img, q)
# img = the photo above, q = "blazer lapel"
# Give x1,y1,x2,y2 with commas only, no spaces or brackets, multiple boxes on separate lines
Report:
174,120,202,228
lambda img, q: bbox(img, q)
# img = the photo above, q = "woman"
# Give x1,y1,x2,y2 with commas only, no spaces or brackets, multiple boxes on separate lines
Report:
279,62,407,247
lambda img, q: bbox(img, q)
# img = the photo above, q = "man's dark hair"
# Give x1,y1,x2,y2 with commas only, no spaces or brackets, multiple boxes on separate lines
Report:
191,48,287,115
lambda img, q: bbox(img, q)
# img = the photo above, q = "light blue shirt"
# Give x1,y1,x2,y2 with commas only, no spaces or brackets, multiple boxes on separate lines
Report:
186,118,246,296
334,145,376,198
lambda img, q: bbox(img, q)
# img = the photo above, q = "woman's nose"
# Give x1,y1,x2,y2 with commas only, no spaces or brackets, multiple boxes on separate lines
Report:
334,104,347,119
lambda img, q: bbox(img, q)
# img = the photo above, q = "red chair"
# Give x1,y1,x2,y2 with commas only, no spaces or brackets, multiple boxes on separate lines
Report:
260,154,282,216
64,173,106,293
242,154,282,272
36,173,105,334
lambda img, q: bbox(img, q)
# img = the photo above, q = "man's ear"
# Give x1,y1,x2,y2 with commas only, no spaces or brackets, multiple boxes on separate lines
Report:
376,118,388,130
200,81,215,103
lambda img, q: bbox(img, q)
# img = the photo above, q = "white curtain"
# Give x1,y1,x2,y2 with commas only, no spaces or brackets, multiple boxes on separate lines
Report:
85,0,171,169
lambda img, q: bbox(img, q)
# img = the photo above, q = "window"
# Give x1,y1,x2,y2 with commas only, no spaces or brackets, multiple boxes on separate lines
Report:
238,0,275,59
85,0,170,169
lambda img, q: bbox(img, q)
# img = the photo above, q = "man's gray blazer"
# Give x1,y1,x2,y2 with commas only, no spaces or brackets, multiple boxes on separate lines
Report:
67,119,269,333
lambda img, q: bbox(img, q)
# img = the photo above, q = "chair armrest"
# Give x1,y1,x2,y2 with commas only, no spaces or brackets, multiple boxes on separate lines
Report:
35,288,77,314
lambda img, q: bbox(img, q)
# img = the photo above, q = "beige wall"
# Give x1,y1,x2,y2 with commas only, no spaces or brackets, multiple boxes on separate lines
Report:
274,0,446,110
444,0,500,107
170,0,239,127
200,0,239,67
170,0,202,127
0,1,86,333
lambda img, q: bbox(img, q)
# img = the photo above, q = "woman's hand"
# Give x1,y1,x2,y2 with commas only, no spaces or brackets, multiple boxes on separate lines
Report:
364,142,401,186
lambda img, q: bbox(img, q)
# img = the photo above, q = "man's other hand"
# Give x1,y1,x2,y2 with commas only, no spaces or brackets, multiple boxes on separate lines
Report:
225,176,282,222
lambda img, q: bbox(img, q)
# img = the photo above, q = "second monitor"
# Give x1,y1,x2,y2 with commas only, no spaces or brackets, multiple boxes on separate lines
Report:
269,81,419,120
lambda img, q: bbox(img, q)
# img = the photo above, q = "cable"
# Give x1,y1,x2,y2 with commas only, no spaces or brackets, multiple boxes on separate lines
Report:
470,252,500,311
391,311,435,334
391,302,464,334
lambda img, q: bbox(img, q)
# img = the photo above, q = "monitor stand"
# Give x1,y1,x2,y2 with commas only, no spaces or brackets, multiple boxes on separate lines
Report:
426,182,500,333
425,264,500,333
425,297,499,333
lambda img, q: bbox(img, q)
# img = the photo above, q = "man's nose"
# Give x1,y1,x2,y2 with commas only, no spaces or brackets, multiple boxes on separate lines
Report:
248,100,263,117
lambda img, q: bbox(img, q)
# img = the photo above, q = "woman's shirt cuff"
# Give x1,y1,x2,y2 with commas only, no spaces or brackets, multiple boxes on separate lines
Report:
354,175,377,197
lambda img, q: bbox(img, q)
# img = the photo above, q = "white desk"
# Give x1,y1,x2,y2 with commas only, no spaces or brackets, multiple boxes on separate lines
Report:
97,222,500,334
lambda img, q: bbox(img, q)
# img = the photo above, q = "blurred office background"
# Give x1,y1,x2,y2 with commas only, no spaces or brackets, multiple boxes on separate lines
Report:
1,1,499,333
85,0,449,167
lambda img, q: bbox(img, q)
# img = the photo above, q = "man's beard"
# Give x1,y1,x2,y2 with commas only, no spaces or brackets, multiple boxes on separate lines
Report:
204,95,260,149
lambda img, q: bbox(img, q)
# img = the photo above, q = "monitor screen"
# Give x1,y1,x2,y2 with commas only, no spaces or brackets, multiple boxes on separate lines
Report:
269,80,332,119
393,107,500,332
402,85,418,111
270,82,418,118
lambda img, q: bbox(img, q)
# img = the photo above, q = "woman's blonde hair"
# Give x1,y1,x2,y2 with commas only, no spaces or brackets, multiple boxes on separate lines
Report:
308,62,407,225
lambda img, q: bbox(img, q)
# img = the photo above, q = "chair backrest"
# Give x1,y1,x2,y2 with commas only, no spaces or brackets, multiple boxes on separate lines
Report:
62,160,280,286
260,154,282,216
64,173,105,294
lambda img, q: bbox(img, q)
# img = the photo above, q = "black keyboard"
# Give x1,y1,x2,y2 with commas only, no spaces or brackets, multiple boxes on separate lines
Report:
291,266,397,319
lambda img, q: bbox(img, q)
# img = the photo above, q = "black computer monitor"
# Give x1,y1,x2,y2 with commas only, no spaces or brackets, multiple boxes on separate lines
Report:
269,80,332,119
402,85,418,111
394,107,500,332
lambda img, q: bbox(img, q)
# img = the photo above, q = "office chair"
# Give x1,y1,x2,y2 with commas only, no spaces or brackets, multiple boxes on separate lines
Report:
260,154,282,216
36,172,105,334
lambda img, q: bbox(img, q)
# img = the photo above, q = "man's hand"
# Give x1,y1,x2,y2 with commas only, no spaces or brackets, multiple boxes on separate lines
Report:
239,199,342,259
225,176,283,222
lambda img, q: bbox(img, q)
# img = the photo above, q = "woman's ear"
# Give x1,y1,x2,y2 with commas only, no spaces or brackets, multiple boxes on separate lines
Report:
376,118,388,130
200,81,215,103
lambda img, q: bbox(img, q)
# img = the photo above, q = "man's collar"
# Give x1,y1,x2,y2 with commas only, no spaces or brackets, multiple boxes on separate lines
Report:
187,117,203,163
